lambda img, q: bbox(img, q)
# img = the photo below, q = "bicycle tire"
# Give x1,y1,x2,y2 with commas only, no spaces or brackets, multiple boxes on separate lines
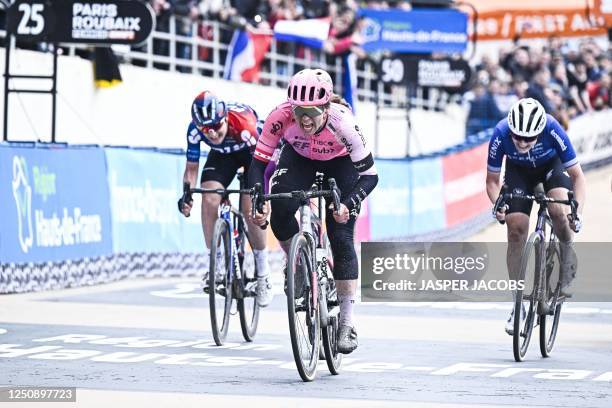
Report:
287,233,320,382
238,225,260,342
540,240,563,357
513,231,540,362
322,314,342,375
209,218,233,346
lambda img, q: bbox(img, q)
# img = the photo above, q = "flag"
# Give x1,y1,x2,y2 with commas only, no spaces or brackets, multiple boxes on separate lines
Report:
273,18,330,49
273,18,357,111
223,30,272,83
341,53,357,112
93,47,122,88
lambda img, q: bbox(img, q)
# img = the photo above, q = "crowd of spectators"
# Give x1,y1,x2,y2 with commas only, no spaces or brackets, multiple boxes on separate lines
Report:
141,0,420,74
465,36,611,136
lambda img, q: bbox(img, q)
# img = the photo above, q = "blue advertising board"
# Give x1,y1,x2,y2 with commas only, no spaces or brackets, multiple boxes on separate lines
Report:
359,8,468,54
0,145,113,263
105,148,204,253
368,157,445,239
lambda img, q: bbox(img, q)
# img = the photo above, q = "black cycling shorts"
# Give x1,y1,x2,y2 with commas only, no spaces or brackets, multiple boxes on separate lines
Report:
269,144,360,281
503,157,573,216
200,149,252,187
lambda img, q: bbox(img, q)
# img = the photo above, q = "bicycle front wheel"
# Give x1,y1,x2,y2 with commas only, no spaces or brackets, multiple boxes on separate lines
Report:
513,231,540,362
209,218,233,346
322,314,342,375
287,233,320,382
238,226,260,342
540,240,563,357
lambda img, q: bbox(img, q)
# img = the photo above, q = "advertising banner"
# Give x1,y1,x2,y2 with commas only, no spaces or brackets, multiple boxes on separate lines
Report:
0,145,112,263
368,158,445,239
359,8,468,54
7,0,155,45
473,9,605,41
442,144,490,227
105,148,204,253
380,55,472,90
567,111,612,167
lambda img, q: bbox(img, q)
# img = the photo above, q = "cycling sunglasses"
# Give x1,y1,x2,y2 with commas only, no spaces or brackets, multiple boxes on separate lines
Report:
292,105,326,119
511,133,538,143
199,118,225,133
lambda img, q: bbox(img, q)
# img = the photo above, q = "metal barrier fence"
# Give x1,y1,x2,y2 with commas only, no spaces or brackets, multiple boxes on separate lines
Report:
0,17,462,111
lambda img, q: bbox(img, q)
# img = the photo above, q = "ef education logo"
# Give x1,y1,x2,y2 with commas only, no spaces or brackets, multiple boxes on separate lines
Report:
12,156,34,253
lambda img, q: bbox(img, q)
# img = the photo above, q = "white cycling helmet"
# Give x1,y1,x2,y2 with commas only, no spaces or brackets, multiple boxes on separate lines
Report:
507,98,547,138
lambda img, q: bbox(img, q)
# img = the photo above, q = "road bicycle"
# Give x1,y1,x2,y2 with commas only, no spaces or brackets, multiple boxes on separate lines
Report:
182,172,259,346
252,173,343,381
494,184,578,361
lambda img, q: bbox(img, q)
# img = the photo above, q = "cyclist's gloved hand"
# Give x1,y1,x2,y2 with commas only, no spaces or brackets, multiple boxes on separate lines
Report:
568,213,582,233
330,203,350,224
253,202,269,226
494,204,508,223
177,196,193,218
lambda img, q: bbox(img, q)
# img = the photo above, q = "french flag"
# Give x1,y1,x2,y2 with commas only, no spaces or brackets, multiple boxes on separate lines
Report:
273,18,330,49
273,18,356,111
223,30,272,83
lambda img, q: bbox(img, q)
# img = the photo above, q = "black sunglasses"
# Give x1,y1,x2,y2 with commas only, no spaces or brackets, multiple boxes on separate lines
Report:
511,133,538,143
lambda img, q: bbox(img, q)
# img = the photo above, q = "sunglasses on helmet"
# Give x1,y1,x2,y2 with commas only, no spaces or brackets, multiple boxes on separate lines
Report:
292,105,326,119
511,133,538,143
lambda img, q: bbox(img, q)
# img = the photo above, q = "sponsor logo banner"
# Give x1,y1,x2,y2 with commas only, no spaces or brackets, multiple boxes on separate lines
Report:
443,144,490,227
104,148,204,253
472,9,605,41
359,8,468,54
0,145,112,263
368,158,445,239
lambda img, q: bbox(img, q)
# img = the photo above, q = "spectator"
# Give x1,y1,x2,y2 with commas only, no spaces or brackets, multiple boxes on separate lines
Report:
526,67,554,114
301,0,330,19
465,81,504,137
493,80,518,114
587,72,611,110
567,58,592,114
503,47,533,83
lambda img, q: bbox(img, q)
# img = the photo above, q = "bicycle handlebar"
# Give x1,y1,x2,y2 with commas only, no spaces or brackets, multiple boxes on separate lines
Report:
250,178,342,230
492,185,579,225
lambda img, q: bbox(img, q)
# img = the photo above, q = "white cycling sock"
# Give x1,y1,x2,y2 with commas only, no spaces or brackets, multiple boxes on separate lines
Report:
253,249,270,278
338,293,355,327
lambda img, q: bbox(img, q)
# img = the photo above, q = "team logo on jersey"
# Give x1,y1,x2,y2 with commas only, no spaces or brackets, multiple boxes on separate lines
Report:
355,125,366,147
489,136,501,159
240,130,257,147
339,135,353,154
551,129,567,151
188,128,201,144
271,121,283,135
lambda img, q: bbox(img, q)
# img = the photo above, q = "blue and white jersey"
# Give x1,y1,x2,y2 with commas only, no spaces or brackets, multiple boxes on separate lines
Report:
487,114,578,172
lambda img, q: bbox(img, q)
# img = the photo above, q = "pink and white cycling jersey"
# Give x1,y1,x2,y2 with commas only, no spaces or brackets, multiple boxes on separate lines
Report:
254,102,376,175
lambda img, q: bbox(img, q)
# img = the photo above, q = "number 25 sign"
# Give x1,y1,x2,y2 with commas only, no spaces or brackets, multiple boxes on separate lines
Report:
6,0,155,45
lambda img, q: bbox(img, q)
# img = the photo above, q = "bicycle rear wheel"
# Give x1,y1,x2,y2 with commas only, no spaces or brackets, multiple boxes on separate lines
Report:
540,240,563,357
513,232,540,362
287,233,320,382
238,226,260,342
209,218,233,346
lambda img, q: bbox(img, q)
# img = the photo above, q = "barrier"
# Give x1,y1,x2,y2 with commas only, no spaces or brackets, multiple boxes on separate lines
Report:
0,144,209,293
105,148,203,253
0,144,112,263
2,109,611,292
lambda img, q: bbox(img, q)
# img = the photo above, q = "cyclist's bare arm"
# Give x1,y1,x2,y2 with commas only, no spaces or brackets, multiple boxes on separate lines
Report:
486,170,503,204
566,163,586,216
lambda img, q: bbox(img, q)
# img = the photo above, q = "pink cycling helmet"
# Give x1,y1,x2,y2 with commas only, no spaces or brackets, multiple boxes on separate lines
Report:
287,69,333,106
